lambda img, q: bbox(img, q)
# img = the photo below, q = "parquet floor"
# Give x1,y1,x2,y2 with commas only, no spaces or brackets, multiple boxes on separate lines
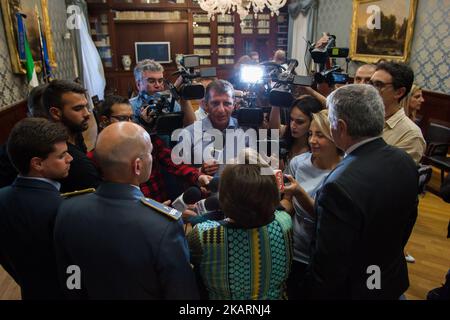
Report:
405,193,450,299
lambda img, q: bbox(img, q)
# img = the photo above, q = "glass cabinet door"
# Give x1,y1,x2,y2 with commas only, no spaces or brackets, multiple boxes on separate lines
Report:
193,13,212,65
89,13,113,68
217,14,235,65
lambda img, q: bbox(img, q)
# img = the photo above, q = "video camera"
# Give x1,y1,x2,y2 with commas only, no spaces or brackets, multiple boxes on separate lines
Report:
314,65,349,85
268,59,314,108
231,63,274,128
173,55,217,100
233,59,314,127
309,34,350,86
139,90,183,136
232,91,272,128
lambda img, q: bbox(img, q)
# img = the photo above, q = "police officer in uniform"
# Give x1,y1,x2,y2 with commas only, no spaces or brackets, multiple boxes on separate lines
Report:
54,122,199,299
0,118,72,299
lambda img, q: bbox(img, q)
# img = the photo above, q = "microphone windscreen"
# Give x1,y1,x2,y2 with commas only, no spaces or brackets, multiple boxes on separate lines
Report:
182,186,202,205
204,195,220,212
207,177,220,194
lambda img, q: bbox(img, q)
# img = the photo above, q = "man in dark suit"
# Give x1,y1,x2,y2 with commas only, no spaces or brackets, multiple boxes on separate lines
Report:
54,122,199,299
0,118,72,299
302,84,419,299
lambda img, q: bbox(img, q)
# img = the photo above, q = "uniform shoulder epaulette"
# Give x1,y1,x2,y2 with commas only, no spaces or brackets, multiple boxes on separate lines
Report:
61,188,96,198
140,197,182,220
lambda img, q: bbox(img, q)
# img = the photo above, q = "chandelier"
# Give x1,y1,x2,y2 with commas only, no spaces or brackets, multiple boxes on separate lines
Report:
198,0,287,26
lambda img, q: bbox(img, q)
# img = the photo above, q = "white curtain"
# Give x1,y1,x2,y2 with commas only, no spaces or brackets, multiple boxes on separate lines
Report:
77,11,106,100
288,0,319,75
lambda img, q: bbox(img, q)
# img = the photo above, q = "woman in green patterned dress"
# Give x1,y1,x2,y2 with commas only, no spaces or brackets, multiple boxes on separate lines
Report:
187,151,293,300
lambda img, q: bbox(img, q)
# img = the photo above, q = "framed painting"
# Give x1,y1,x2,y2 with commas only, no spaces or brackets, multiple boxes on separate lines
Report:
349,0,418,63
1,0,56,74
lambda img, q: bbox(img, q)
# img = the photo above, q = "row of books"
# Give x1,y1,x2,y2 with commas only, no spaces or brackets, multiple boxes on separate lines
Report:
114,11,181,20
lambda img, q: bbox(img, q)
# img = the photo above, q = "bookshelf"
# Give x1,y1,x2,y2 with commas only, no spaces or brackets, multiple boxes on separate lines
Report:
86,0,287,95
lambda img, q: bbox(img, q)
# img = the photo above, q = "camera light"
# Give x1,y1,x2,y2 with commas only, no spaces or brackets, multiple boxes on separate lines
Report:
240,65,264,84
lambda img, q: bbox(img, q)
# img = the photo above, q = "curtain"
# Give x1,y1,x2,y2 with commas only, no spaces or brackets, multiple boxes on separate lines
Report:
65,0,103,150
66,0,105,100
287,0,319,75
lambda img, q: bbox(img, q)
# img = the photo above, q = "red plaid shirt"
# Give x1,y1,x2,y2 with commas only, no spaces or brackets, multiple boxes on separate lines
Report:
140,135,200,202
87,135,200,202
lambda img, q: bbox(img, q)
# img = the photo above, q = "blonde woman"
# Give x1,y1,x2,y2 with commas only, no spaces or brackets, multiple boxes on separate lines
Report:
400,84,425,122
400,84,424,263
281,109,343,299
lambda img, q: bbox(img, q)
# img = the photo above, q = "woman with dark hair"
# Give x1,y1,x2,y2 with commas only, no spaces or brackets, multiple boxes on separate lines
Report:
269,95,324,170
187,150,293,300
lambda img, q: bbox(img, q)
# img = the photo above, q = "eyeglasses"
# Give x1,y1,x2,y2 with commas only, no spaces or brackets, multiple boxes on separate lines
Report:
368,80,394,90
143,77,165,85
110,115,135,122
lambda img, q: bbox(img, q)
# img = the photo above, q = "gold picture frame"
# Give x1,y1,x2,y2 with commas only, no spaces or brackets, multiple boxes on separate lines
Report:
349,0,417,63
1,0,57,74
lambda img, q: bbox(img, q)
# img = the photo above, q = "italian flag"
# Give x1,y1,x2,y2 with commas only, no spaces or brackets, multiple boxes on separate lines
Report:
23,33,38,88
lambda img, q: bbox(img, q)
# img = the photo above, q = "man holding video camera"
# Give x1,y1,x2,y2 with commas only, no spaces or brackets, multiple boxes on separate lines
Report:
130,59,195,128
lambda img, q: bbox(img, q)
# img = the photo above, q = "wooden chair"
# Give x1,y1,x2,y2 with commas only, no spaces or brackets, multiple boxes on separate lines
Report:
422,121,450,184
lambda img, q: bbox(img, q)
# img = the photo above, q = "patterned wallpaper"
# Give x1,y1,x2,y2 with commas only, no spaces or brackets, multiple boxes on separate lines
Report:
0,12,28,108
316,0,450,94
316,0,353,54
410,0,450,93
0,0,76,110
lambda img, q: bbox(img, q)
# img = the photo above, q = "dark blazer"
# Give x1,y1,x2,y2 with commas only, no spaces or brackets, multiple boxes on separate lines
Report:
54,182,199,300
58,143,101,193
0,144,17,188
303,138,419,300
0,177,63,299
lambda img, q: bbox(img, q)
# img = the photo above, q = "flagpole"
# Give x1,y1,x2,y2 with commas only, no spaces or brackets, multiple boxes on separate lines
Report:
36,5,48,83
15,12,39,88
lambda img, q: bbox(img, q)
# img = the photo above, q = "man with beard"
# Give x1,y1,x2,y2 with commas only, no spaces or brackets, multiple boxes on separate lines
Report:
42,80,101,193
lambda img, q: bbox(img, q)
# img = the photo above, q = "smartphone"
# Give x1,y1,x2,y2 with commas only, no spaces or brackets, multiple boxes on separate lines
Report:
274,170,285,192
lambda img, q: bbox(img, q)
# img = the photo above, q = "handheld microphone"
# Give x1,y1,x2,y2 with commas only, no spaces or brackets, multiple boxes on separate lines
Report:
189,195,223,225
171,186,202,212
195,194,220,216
206,177,220,194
